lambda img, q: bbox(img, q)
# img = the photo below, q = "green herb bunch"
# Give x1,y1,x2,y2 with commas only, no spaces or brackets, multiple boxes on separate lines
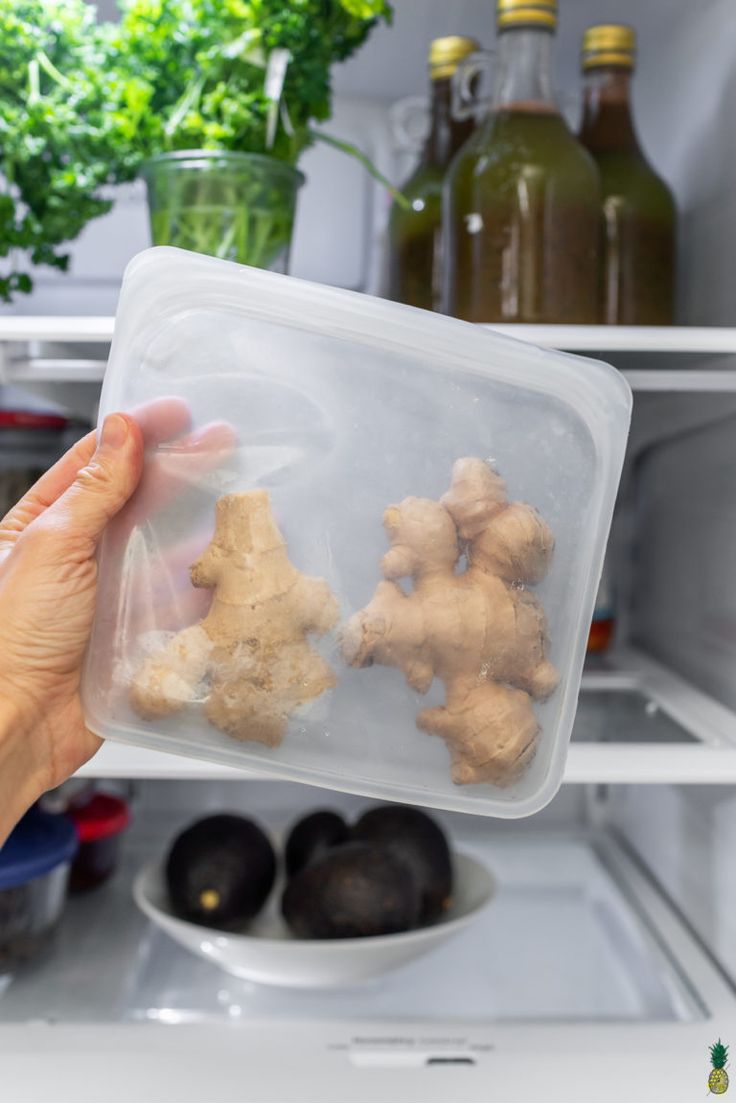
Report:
0,0,393,299
0,1,126,301
111,0,392,164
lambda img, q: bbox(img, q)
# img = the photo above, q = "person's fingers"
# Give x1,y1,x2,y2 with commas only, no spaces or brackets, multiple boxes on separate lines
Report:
130,397,191,447
127,531,216,634
0,400,191,553
150,420,236,488
1,407,232,561
125,421,237,525
0,431,97,548
32,414,145,549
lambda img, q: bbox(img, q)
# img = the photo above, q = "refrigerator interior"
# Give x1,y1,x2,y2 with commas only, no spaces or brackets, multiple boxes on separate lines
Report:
0,781,707,1027
2,0,736,1097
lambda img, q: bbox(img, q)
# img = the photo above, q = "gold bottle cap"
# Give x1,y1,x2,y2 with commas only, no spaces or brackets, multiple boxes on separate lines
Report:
497,0,557,31
429,36,480,80
582,24,636,70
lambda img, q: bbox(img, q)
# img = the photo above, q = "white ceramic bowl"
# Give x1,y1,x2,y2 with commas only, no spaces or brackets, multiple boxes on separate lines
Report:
133,852,494,988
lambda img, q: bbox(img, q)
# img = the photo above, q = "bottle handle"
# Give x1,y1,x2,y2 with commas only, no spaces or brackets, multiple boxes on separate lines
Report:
557,88,582,132
452,49,495,121
389,94,430,154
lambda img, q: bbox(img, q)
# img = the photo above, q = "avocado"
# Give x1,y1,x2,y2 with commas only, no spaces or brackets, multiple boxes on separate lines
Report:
165,814,276,931
353,805,453,923
281,842,420,939
284,810,350,878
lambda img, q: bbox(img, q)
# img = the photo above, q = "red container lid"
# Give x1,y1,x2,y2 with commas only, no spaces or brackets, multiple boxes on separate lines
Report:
0,410,68,431
69,794,130,843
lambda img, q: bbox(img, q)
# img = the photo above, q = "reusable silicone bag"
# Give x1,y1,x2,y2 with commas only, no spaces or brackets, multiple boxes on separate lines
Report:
82,247,631,817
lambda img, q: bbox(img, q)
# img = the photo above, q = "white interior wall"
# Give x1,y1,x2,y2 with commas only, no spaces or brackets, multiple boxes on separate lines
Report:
611,783,736,986
632,0,736,324
630,414,736,710
128,776,587,838
621,402,736,977
332,0,688,107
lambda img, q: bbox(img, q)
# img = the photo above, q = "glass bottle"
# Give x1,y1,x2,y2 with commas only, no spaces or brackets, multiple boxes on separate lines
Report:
387,36,479,311
443,0,601,324
587,557,615,654
578,25,676,325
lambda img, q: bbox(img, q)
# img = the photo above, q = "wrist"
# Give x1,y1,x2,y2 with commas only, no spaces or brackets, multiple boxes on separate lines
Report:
0,694,43,845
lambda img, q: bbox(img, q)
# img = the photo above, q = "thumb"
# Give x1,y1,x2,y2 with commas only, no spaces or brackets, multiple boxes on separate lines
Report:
43,414,144,546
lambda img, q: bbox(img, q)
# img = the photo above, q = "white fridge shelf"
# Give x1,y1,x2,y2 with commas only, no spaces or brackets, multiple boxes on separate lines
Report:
76,649,736,785
0,317,113,343
485,323,736,354
3,319,736,388
2,316,736,351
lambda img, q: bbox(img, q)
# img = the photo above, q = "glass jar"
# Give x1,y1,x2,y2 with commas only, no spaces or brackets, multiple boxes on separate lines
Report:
142,151,305,273
68,793,131,893
443,0,601,323
587,556,615,653
0,808,78,973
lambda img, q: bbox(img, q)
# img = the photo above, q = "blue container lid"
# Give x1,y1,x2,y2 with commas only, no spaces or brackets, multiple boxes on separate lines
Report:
0,807,78,891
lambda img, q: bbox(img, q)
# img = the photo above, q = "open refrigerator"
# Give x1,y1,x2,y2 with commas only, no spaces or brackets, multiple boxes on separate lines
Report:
2,0,736,1099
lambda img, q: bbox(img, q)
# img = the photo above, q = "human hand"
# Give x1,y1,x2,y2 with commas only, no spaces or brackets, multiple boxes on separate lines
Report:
0,398,234,844
0,413,143,843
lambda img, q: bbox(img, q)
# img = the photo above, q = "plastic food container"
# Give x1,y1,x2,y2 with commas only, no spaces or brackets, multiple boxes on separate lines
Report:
0,807,78,972
82,247,631,817
68,793,131,892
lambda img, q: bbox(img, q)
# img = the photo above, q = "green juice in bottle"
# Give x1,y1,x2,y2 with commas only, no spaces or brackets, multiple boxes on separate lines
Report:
578,24,676,324
443,0,601,323
387,36,479,311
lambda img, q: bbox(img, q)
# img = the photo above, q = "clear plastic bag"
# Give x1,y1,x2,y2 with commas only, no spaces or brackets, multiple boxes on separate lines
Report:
82,247,630,817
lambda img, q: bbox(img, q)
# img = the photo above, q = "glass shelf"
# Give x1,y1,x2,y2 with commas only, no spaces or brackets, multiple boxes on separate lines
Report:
572,690,698,745
0,824,702,1027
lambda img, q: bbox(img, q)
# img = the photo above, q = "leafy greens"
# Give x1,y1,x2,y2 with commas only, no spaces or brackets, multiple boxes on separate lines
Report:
0,0,392,299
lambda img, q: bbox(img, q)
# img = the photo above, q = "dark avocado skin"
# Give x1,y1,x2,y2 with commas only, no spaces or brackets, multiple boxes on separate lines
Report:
284,810,350,879
281,842,421,939
166,814,276,931
353,805,453,923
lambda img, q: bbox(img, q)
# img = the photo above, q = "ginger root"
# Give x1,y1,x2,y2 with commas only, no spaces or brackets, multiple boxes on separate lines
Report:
342,458,558,787
130,491,338,746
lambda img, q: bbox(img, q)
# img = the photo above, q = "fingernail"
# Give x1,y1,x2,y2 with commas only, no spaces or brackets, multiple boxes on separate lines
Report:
100,414,129,451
